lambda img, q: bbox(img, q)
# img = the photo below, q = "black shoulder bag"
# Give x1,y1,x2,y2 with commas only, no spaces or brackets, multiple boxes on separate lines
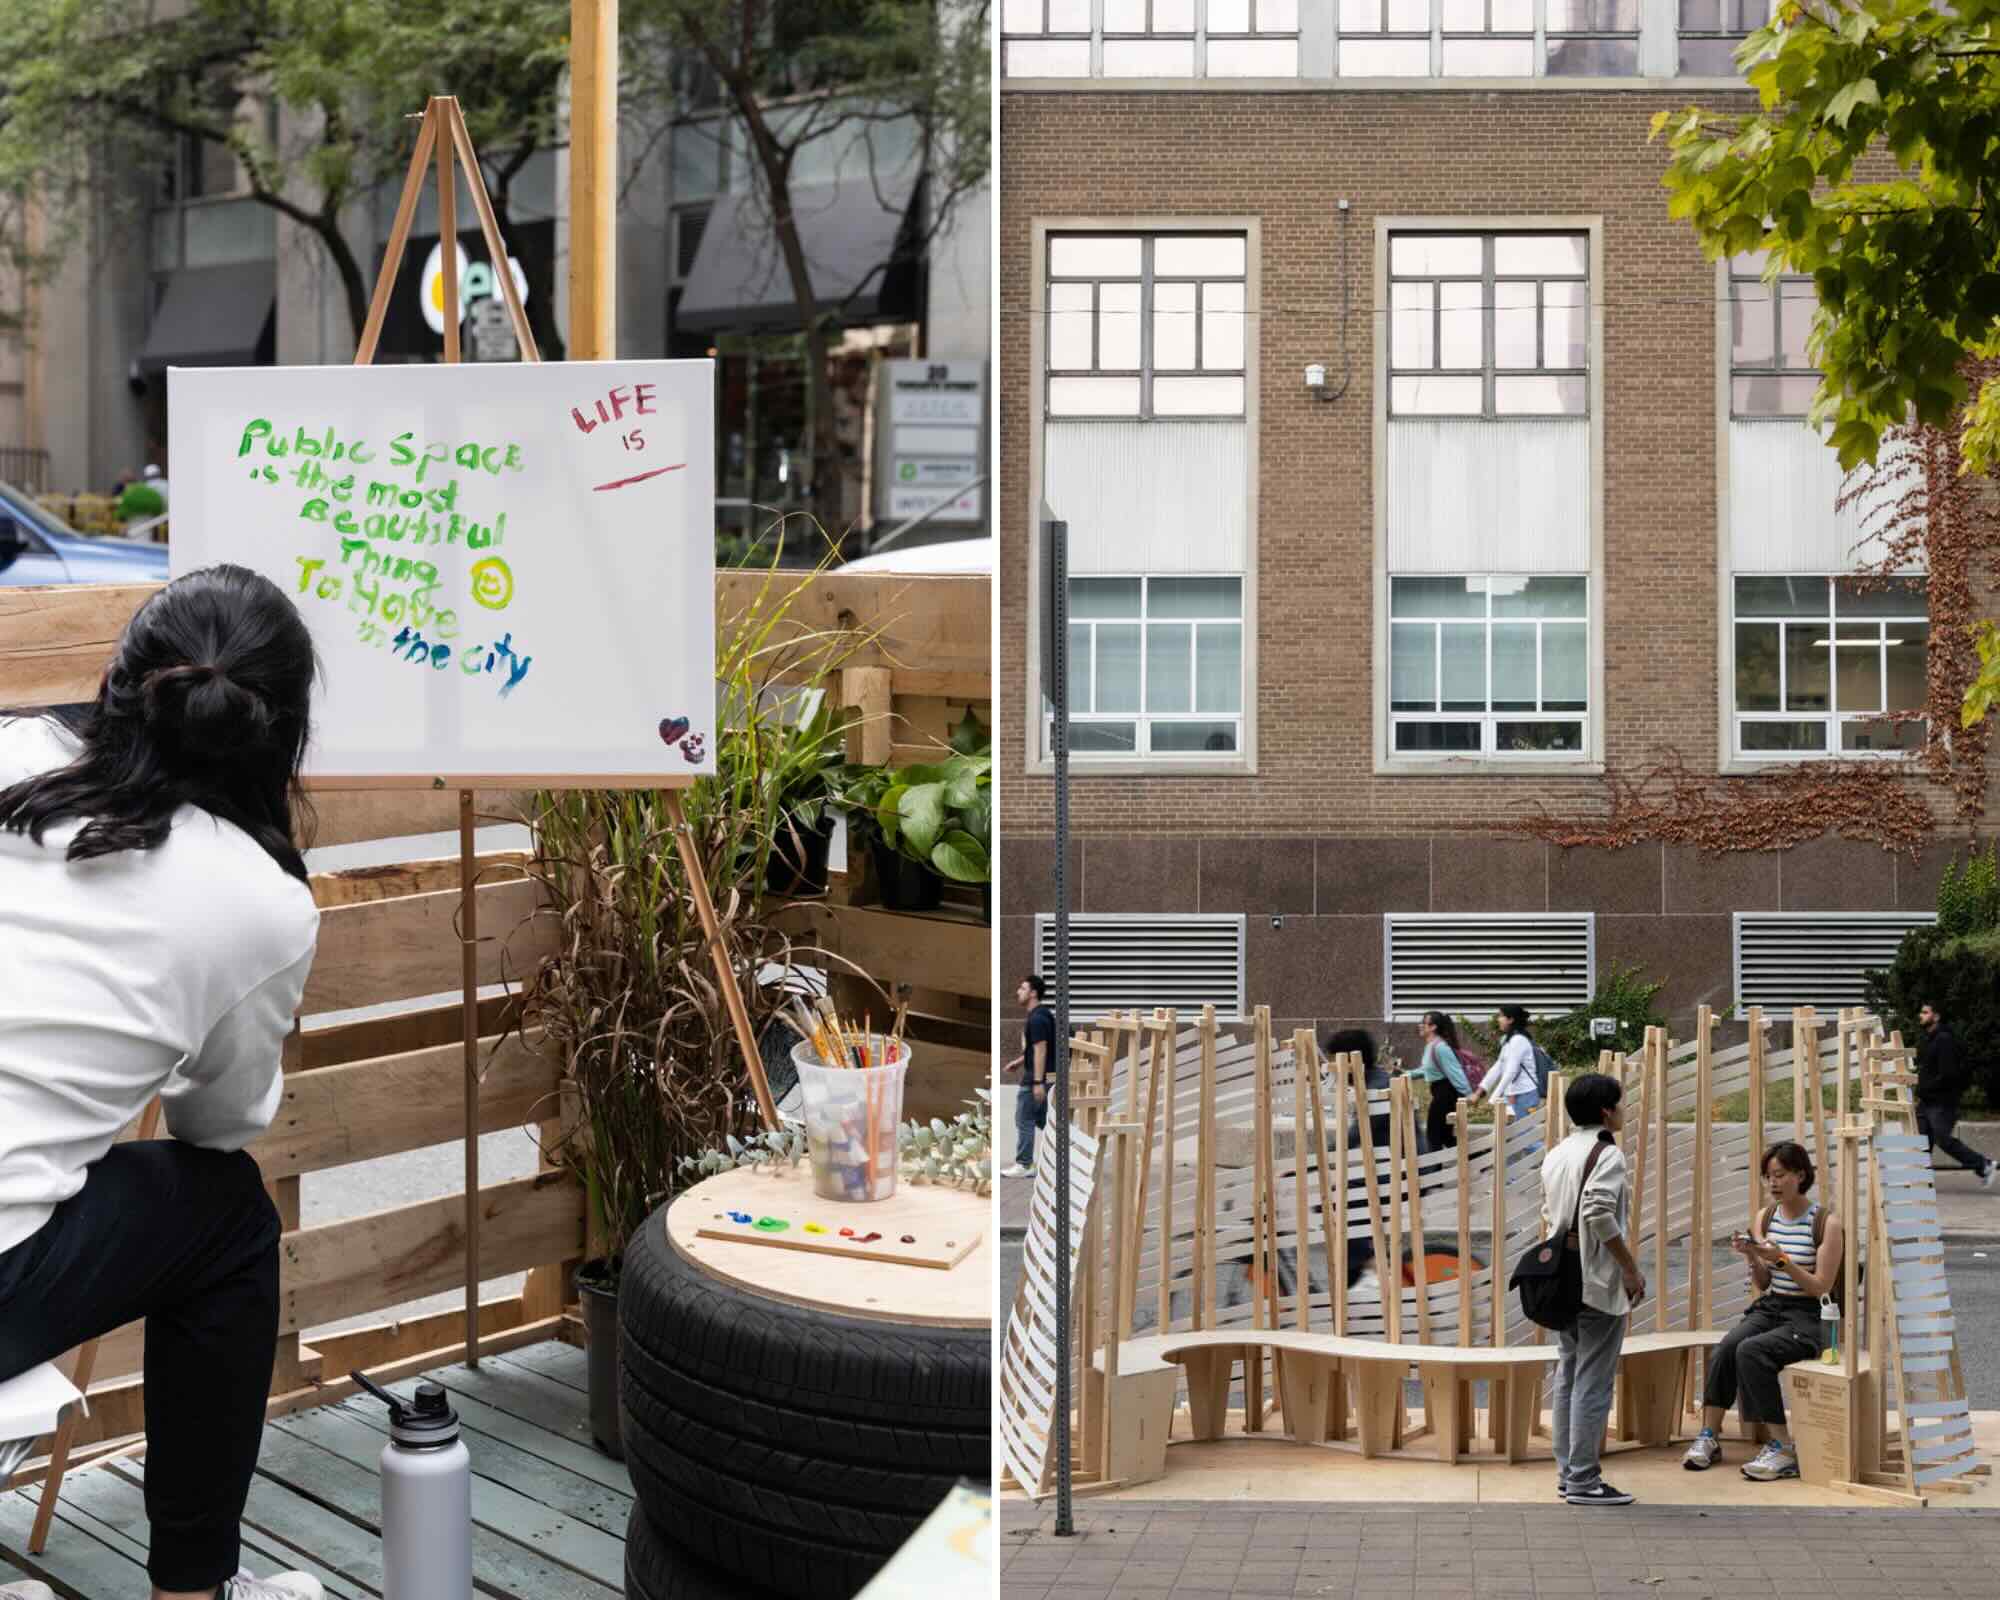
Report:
1510,1132,1612,1331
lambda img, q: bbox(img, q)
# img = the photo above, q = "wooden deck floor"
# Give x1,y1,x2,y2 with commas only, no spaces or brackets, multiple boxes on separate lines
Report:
0,1341,628,1600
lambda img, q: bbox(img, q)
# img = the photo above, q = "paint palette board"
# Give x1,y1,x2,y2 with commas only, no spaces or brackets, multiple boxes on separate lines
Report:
695,1221,981,1272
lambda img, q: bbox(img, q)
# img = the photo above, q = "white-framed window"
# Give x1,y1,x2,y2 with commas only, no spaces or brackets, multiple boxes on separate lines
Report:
1203,0,1302,74
1036,913,1247,1019
1060,575,1244,756
1384,913,1594,1021
999,0,1093,74
1678,0,1772,76
1004,0,1299,75
1046,233,1247,419
1337,0,1638,75
1733,911,1932,1018
1389,575,1589,757
1732,576,1929,758
1389,232,1588,417
1730,251,1820,419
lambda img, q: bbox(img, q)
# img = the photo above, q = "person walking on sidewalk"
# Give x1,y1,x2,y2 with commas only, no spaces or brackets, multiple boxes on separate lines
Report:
1681,1140,1846,1481
1404,1010,1472,1151
1000,975,1057,1178
1915,1002,1996,1188
1540,1072,1646,1507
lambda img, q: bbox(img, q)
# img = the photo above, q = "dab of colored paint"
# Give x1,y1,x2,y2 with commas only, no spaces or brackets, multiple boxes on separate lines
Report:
838,1227,856,1238
727,1211,752,1224
754,1216,789,1232
900,1235,916,1245
856,1232,882,1244
803,1223,828,1235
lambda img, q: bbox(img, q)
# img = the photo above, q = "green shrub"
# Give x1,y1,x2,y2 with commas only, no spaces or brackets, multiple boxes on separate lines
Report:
1454,962,1667,1075
1863,924,2000,1105
117,484,164,520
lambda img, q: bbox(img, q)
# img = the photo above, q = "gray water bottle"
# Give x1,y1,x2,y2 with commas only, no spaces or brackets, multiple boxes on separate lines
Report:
352,1372,473,1600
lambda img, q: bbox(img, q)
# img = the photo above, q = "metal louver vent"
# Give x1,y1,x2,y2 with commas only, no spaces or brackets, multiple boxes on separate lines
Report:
1034,914,1245,1021
1383,914,1594,1021
1733,912,1933,1018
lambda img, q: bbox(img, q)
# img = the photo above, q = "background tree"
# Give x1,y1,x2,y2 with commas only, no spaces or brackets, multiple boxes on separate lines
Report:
1652,0,2000,727
627,0,991,531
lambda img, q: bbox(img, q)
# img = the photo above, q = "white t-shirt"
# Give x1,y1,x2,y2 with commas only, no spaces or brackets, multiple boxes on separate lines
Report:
1485,1031,1540,1104
0,716,319,1256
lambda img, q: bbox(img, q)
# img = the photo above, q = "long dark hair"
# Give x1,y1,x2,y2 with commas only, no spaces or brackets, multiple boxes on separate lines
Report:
1498,1004,1532,1038
0,565,317,882
1422,1010,1461,1055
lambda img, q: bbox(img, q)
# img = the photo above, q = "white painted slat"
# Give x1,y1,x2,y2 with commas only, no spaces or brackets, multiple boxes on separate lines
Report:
1916,1458,1981,1485
1901,1355,1950,1373
1903,1399,1972,1420
1912,1438,1978,1466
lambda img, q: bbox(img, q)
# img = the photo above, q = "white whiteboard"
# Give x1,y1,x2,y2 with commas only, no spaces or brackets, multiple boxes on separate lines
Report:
168,360,717,783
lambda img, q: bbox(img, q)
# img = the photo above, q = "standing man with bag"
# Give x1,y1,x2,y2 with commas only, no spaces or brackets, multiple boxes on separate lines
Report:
1915,1002,1996,1188
1530,1073,1646,1507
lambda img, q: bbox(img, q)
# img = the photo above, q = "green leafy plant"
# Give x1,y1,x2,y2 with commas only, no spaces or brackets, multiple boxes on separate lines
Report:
678,1090,992,1195
1455,963,1667,1074
877,707,992,885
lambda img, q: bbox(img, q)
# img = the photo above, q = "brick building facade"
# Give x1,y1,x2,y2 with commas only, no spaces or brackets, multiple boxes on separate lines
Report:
998,37,1987,1057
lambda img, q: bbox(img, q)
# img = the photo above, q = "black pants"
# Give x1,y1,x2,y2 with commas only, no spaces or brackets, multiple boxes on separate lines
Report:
1426,1081,1461,1151
1014,1079,1048,1166
1917,1098,1991,1175
0,1141,280,1591
1702,1293,1820,1426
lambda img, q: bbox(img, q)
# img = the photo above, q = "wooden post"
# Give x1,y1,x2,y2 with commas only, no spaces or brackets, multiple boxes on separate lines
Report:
1195,1005,1217,1329
1456,1098,1472,1347
1490,1098,1509,1349
1695,1004,1712,1331
1841,1123,1860,1382
569,0,618,360
1792,1008,1812,1143
1246,1008,1273,1430
1652,1028,1667,1335
1302,1031,1340,1337
1632,1036,1651,1332
1386,1074,1406,1343
1402,1077,1432,1344
1127,1016,1166,1339
1333,1048,1349,1333
460,791,481,1366
1803,1014,1830,1195
1748,1006,1766,1231
1159,1009,1178,1332
1348,1056,1390,1338
1294,1032,1312,1334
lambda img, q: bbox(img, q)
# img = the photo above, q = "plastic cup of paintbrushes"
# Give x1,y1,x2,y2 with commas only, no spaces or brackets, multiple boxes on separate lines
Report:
792,1042,909,1203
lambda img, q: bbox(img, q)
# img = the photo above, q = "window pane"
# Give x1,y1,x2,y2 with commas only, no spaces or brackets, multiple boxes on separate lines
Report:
1155,0,1196,27
1543,282,1587,368
1196,624,1242,713
1494,281,1539,370
1207,35,1302,69
1068,622,1091,709
1841,716,1924,754
1392,235,1483,277
1340,0,1382,27
1155,236,1246,277
1391,622,1437,709
1494,374,1586,414
1049,282,1094,368
1154,281,1196,371
1441,623,1486,711
1050,0,1091,25
1097,624,1141,712
1834,576,1927,617
1735,575,1828,618
1387,0,1429,25
1492,623,1537,710
1545,36,1639,72
1491,575,1586,618
1051,236,1142,277
1543,623,1587,709
1390,281,1435,368
1395,721,1482,753
1441,0,1482,27
1006,38,1091,71
1680,37,1743,74
1495,721,1583,752
1549,0,1638,27
1885,622,1928,709
1071,720,1138,753
1733,373,1820,415
1049,375,1142,415
1680,0,1721,25
1492,0,1533,28
1443,32,1534,67
1392,375,1484,414
1071,577,1143,617
1261,0,1301,29
1154,375,1246,414
1494,235,1588,276
1785,623,1830,712
1741,720,1826,753
1103,36,1196,69
1730,280,1774,366
1210,0,1250,29
1439,280,1484,367
1834,622,1882,713
1103,0,1145,28
1151,576,1243,616
1003,0,1040,30
1153,721,1238,753
1202,281,1246,370
1147,623,1192,712
1098,281,1141,369
1340,37,1431,70
1778,280,1816,368
1735,623,1781,711
1392,575,1488,617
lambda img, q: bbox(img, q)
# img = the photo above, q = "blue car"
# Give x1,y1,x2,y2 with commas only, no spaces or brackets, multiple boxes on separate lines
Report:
0,481,171,586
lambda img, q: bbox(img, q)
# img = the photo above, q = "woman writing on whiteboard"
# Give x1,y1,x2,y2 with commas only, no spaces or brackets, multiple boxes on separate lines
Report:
0,566,327,1600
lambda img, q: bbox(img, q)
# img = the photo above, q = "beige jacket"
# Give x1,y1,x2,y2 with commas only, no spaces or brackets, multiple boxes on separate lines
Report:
1538,1128,1632,1318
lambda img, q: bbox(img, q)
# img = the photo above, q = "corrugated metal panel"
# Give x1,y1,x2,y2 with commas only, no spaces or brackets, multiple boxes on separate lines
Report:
1729,421,1921,573
1044,420,1247,574
1034,913,1245,1019
1733,912,1933,1017
1384,914,1594,1021
1386,419,1589,573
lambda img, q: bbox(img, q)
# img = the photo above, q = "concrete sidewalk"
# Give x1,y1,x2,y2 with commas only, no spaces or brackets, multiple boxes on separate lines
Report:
1002,1500,2000,1599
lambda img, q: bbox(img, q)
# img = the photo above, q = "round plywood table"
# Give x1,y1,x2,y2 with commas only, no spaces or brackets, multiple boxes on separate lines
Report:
665,1164,991,1329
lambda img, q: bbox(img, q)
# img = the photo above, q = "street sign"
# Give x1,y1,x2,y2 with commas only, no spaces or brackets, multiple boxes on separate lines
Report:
876,359,986,526
469,297,519,363
1591,1018,1617,1039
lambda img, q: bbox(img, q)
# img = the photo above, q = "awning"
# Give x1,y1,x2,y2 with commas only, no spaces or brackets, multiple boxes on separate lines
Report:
676,176,919,335
137,261,276,373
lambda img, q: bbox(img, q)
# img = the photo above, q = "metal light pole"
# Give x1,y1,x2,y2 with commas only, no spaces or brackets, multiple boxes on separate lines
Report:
1042,507,1074,1535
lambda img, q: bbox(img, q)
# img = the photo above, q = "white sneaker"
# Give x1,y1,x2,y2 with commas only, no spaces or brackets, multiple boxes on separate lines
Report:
0,1579,56,1599
1982,1163,1997,1190
1741,1440,1799,1481
1000,1163,1034,1179
226,1569,325,1598
1682,1429,1722,1470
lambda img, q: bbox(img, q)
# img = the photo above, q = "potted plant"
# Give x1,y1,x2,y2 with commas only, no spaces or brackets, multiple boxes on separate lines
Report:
836,708,992,916
761,694,847,898
519,544,882,1458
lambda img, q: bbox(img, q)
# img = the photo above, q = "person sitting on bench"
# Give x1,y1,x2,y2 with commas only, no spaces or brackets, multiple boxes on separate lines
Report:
0,568,327,1600
1681,1140,1845,1482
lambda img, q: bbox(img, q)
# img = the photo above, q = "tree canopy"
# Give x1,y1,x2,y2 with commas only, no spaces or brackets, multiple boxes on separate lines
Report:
1652,0,2000,725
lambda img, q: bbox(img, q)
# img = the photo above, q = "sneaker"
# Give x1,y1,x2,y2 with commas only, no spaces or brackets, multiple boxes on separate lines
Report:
1555,1481,1567,1500
1000,1163,1034,1179
1741,1441,1800,1481
1682,1428,1722,1470
1565,1481,1635,1506
225,1570,325,1598
0,1580,56,1599
1982,1163,1996,1190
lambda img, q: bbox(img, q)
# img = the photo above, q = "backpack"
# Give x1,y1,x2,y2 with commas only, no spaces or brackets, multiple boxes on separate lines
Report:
1757,1203,1854,1310
1457,1047,1489,1094
1531,1043,1556,1099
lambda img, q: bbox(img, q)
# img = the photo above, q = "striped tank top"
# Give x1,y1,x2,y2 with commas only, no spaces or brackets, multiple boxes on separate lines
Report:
1764,1203,1819,1297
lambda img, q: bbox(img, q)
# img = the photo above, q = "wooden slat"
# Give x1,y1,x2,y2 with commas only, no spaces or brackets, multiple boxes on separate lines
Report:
778,900,989,1000
307,788,532,848
280,1172,582,1335
310,851,528,910
252,1031,558,1178
0,583,137,707
302,992,520,1070
307,1294,534,1379
903,1039,992,1124
305,877,551,1013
